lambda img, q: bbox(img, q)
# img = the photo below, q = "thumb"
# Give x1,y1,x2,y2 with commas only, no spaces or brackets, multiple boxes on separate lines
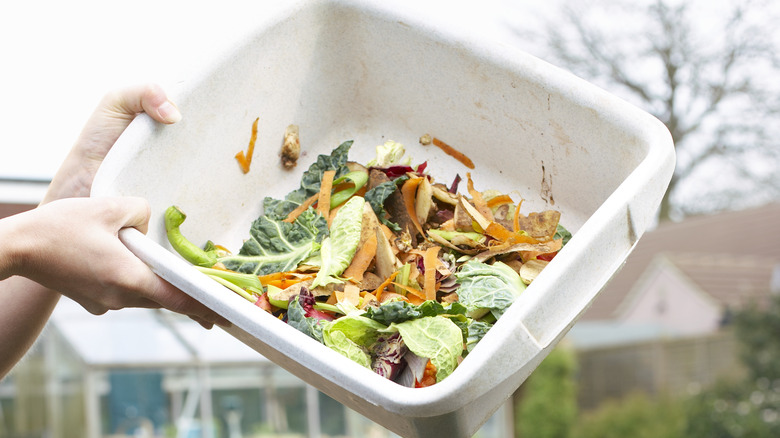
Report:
82,84,182,153
111,83,182,125
110,196,152,235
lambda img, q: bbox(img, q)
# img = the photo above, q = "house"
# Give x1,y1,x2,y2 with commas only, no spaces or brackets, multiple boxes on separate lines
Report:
565,202,780,409
566,202,780,347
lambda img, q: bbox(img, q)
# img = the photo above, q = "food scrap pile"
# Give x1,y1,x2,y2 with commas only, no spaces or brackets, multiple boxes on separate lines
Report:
166,137,570,387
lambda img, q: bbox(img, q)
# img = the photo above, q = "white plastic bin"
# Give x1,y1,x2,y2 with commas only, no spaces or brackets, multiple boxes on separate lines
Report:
92,1,675,436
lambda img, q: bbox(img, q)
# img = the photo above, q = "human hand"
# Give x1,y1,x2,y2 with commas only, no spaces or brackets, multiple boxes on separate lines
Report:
44,83,181,203
2,196,227,329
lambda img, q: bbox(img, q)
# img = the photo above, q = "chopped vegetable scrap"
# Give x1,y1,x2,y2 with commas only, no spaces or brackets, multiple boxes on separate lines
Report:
431,137,474,169
166,137,571,387
281,124,301,169
235,117,260,174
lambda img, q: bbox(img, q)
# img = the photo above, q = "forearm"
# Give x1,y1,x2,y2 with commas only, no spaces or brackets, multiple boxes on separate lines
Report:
0,276,60,379
0,213,61,378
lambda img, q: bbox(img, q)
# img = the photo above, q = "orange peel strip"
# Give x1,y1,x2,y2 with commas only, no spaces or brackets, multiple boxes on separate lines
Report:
486,194,514,209
431,137,475,169
235,117,259,174
423,246,441,301
512,199,524,233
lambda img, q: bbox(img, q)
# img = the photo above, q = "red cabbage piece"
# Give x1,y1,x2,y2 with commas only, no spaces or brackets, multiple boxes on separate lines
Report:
371,333,408,380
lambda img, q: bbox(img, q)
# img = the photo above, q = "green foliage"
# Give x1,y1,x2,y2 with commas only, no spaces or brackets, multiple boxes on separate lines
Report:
515,344,578,438
684,377,780,438
573,392,686,438
681,294,780,438
731,294,780,382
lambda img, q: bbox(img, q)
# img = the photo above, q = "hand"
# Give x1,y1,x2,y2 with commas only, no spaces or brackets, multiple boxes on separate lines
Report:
3,196,227,328
44,83,182,203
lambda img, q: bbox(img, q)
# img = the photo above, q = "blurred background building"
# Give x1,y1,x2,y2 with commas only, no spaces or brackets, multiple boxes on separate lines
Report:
3,0,780,436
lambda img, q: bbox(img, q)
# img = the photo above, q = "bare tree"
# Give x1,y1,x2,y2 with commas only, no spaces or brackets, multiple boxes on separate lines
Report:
512,0,780,221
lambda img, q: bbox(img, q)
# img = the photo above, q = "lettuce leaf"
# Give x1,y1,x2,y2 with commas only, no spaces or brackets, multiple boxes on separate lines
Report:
324,331,372,369
324,314,386,347
323,314,387,369
384,316,463,382
263,140,352,220
465,320,492,354
220,208,328,276
454,260,526,319
311,196,365,288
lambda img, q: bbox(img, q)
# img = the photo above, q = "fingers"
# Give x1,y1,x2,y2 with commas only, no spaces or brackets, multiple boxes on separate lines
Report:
110,83,182,125
102,197,229,327
81,83,182,155
144,274,231,328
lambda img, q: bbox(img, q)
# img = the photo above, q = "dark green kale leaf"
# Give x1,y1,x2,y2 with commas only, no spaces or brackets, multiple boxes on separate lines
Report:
364,300,468,326
287,294,326,343
220,208,328,275
363,176,407,232
554,224,572,246
364,301,422,325
417,301,468,317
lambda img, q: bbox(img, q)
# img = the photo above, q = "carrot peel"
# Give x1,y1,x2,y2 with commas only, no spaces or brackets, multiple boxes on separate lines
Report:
235,117,259,174
423,246,441,301
401,177,426,237
432,137,475,169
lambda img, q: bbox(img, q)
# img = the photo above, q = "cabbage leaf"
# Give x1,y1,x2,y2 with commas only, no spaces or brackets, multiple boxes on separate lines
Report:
384,316,463,382
324,313,386,347
324,331,371,368
323,314,387,369
454,260,526,319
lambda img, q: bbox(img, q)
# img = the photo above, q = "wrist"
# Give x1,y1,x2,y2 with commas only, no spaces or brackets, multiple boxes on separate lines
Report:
0,213,28,280
42,150,93,204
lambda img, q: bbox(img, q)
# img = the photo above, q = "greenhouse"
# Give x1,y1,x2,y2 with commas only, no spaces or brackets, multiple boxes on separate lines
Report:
1,299,513,438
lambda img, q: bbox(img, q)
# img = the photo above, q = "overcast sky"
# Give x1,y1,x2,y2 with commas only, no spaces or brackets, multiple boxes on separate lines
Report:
0,0,538,183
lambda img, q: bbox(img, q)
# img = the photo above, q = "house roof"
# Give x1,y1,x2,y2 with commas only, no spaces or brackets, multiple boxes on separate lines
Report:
583,202,780,320
0,202,35,218
665,252,777,311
